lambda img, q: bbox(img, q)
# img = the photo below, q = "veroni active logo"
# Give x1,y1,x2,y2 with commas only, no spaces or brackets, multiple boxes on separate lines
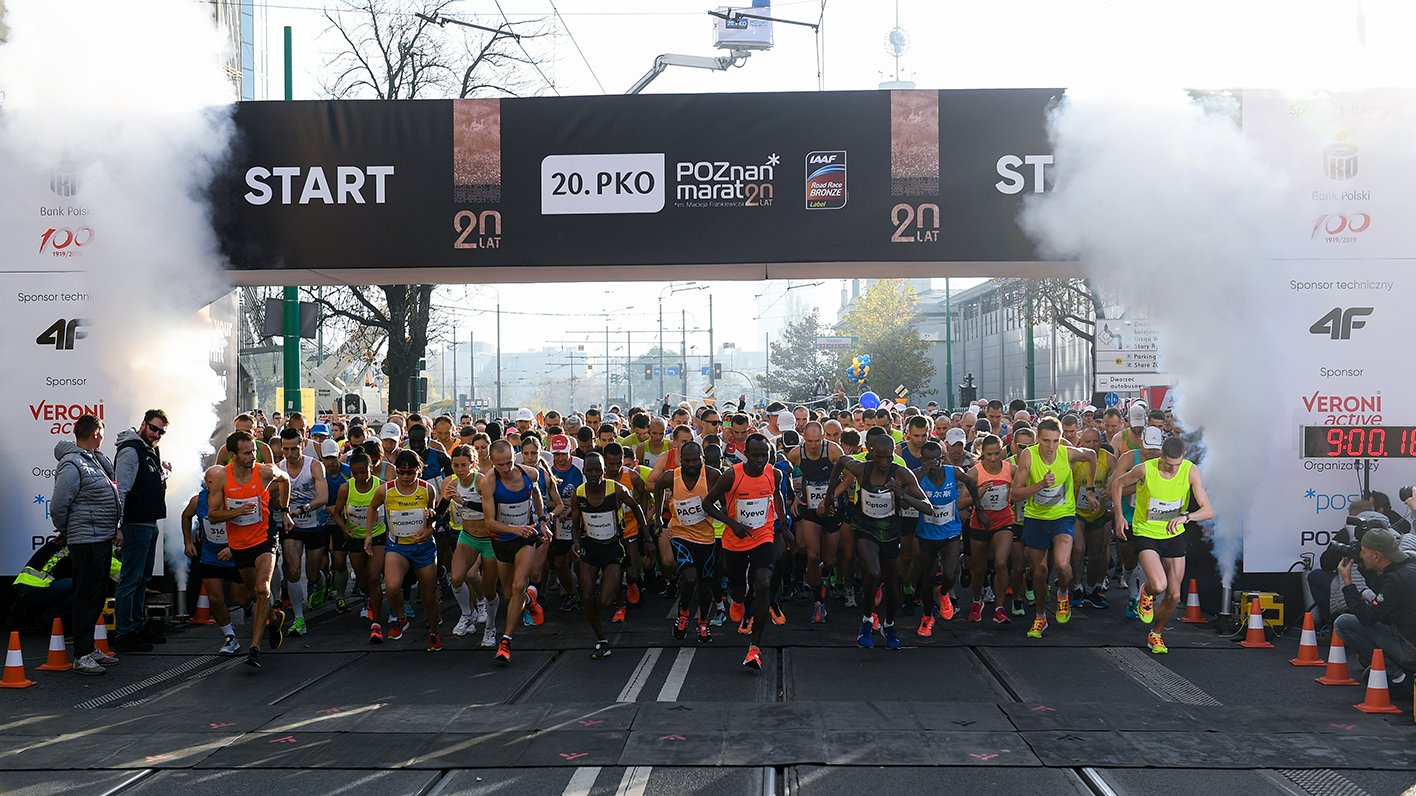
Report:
1310,307,1371,340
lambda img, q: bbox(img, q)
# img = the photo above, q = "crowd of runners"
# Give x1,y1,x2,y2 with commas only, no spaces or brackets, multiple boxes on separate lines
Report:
183,397,1209,672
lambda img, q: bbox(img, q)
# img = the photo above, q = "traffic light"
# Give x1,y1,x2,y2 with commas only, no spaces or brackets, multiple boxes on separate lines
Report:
417,358,427,372
416,377,428,404
644,365,653,380
713,362,722,378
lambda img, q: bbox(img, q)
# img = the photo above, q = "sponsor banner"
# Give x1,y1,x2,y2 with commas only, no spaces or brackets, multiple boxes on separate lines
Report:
214,90,1060,272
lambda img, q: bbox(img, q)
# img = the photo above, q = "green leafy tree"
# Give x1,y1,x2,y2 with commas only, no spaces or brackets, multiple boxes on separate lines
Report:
758,308,841,403
838,279,936,399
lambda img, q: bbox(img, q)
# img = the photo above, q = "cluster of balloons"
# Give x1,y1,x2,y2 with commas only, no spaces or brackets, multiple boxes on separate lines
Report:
848,354,871,385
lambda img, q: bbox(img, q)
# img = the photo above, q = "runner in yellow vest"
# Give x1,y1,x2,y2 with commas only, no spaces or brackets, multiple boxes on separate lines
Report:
1110,434,1213,654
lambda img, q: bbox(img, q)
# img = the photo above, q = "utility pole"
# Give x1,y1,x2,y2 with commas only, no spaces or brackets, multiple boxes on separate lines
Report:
280,25,301,416
1025,287,1036,401
495,304,502,414
452,320,458,414
658,303,664,402
708,294,715,396
470,330,476,412
626,330,633,408
681,309,688,399
944,276,953,409
765,332,770,377
604,327,610,411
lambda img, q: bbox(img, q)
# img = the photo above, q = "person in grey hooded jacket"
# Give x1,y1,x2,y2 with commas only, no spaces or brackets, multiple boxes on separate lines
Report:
50,413,121,674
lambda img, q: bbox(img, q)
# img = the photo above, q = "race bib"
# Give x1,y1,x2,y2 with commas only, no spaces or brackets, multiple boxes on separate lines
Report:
735,496,771,527
806,482,829,508
674,496,707,526
555,516,574,541
346,504,370,527
203,519,227,545
388,508,424,541
901,505,920,519
862,489,895,519
291,505,319,530
1033,484,1066,506
457,495,485,522
1076,489,1094,512
1148,497,1183,523
584,510,618,541
980,484,1009,512
226,496,262,526
927,502,956,526
498,499,531,526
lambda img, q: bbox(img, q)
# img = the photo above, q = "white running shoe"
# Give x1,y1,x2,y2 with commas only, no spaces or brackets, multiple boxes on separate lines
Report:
480,626,498,648
453,615,474,637
474,598,489,625
219,635,241,655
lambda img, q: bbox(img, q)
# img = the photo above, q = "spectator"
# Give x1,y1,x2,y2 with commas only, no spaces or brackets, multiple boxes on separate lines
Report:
1336,526,1416,687
1371,491,1412,534
49,413,121,675
113,409,171,653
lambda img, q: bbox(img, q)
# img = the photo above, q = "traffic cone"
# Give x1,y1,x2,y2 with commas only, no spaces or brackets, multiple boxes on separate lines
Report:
188,585,214,625
1354,648,1402,714
1315,628,1360,686
37,618,72,672
1180,579,1206,624
93,620,115,659
1289,611,1325,667
1,631,37,689
1237,596,1274,648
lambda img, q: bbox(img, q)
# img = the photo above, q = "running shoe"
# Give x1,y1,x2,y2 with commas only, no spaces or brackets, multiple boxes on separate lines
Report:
1027,614,1048,639
982,585,995,604
428,633,443,652
219,634,241,655
696,621,713,644
968,598,984,623
387,618,406,641
359,600,371,621
857,620,874,649
1124,598,1139,620
308,580,327,610
1147,632,1168,654
592,640,612,660
738,617,753,636
404,604,416,618
268,609,286,650
559,596,579,613
335,596,350,615
611,607,627,623
917,615,935,638
1011,603,1026,618
768,604,787,625
729,599,745,624
288,617,308,637
940,594,956,621
993,606,1012,625
475,599,489,625
1056,594,1072,625
494,638,512,666
453,615,474,637
742,645,764,671
627,582,641,607
1137,593,1155,624
1024,586,1036,605
710,605,727,627
871,613,881,631
811,601,828,624
875,584,884,607
884,625,902,651
369,623,384,644
844,592,858,609
525,586,545,626
674,610,690,640
480,626,497,648
244,647,261,668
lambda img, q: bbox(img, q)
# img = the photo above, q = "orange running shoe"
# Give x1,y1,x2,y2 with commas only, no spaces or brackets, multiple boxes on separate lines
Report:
917,615,935,638
525,586,545,626
627,582,641,607
768,604,786,625
940,594,956,621
729,599,745,624
611,607,627,623
673,610,690,640
742,645,763,670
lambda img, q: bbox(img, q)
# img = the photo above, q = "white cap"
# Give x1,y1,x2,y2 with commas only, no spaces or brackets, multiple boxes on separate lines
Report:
1142,426,1165,450
777,411,796,432
605,413,620,425
320,439,340,458
1127,403,1147,427
515,407,534,422
379,422,401,441
945,427,966,445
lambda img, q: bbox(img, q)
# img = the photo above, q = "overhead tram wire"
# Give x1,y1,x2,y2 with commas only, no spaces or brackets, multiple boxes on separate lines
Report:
194,0,826,19
547,0,606,94
493,0,560,96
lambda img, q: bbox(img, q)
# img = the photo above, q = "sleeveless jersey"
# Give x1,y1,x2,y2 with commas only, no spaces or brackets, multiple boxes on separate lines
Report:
447,474,482,533
345,477,384,539
1072,451,1110,521
492,465,538,543
575,482,624,542
723,462,776,552
223,462,270,550
384,480,431,545
854,461,900,541
969,460,1014,532
280,456,320,531
1024,445,1075,520
917,467,962,541
799,444,834,515
669,468,715,545
1133,458,1193,539
195,488,233,567
552,464,585,541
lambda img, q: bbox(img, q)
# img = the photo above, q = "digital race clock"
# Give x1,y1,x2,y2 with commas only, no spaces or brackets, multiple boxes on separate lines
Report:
1302,425,1416,459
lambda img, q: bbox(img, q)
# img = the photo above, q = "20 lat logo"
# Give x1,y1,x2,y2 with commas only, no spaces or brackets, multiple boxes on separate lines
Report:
1310,307,1371,340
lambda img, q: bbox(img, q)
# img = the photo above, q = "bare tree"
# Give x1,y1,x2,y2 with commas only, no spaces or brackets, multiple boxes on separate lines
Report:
317,0,552,411
997,276,1108,370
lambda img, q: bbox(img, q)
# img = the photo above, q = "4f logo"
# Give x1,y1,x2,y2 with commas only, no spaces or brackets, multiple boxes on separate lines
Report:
1310,307,1371,340
37,319,90,350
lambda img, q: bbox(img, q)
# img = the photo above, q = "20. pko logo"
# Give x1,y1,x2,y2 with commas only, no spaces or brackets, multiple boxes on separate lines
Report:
1304,487,1363,514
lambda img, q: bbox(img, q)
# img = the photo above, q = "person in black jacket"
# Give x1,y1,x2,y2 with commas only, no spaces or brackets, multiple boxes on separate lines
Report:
1335,526,1416,687
113,409,171,652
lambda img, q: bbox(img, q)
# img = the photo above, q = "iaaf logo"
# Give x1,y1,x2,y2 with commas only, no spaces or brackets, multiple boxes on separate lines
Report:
1309,307,1371,340
29,399,105,436
1323,135,1358,180
1311,212,1369,243
39,226,93,257
805,151,847,210
1300,390,1382,424
1302,487,1364,515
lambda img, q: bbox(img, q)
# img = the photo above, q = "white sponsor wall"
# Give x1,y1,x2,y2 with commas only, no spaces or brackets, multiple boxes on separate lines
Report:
1241,90,1416,572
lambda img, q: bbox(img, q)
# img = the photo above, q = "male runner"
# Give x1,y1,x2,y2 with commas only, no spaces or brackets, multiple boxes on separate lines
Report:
1111,435,1212,653
205,431,291,669
1072,428,1115,609
318,440,350,613
785,421,845,623
180,486,247,654
546,435,585,612
1112,426,1164,618
572,452,649,660
604,442,652,617
652,441,721,642
276,428,328,637
914,439,979,637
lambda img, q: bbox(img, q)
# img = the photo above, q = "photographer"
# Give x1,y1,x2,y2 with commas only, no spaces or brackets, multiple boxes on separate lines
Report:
1374,490,1412,533
1335,525,1416,687
1308,504,1378,630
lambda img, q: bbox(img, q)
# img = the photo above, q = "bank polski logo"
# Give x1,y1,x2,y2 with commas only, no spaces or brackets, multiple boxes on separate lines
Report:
1323,134,1358,180
50,159,79,197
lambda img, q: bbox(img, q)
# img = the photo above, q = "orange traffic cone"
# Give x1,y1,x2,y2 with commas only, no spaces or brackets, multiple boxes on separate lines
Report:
1180,579,1206,624
37,618,72,672
1237,596,1274,648
93,620,115,659
1315,628,1360,686
188,585,214,625
1289,611,1325,667
1354,648,1402,714
1,631,36,689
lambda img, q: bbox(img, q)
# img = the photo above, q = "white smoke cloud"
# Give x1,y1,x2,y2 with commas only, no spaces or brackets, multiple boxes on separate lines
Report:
1021,88,1295,586
0,0,236,581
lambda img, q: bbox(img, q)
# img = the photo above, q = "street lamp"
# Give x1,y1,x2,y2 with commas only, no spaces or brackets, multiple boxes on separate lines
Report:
659,282,707,403
474,285,501,414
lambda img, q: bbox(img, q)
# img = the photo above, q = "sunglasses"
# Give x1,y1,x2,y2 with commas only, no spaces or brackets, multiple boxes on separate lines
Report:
147,423,167,436
395,468,418,474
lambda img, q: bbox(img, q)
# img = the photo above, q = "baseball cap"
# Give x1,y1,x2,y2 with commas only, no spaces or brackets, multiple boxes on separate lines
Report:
777,411,796,432
549,434,572,454
379,422,401,441
1142,426,1165,450
320,439,340,458
945,427,966,445
515,408,534,422
1127,403,1147,427
309,423,331,437
1080,405,1096,415
605,413,620,426
1360,526,1409,563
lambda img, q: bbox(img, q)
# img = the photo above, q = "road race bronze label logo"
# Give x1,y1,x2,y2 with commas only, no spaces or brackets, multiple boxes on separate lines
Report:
805,151,846,210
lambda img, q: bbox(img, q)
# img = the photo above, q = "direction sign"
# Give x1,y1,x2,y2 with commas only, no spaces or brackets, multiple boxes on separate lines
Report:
1096,319,1162,373
1096,373,1175,392
816,336,857,350
1104,392,1120,407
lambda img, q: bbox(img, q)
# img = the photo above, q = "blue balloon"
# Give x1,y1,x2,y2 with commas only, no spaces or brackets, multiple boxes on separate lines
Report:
859,391,881,409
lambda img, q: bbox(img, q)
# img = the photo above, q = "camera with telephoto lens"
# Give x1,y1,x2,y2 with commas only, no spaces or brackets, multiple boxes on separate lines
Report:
1399,485,1414,503
1328,511,1391,560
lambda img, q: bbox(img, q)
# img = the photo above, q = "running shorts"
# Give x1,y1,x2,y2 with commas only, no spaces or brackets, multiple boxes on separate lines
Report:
1022,516,1075,551
1130,530,1187,559
578,537,627,569
387,539,438,569
670,537,717,580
